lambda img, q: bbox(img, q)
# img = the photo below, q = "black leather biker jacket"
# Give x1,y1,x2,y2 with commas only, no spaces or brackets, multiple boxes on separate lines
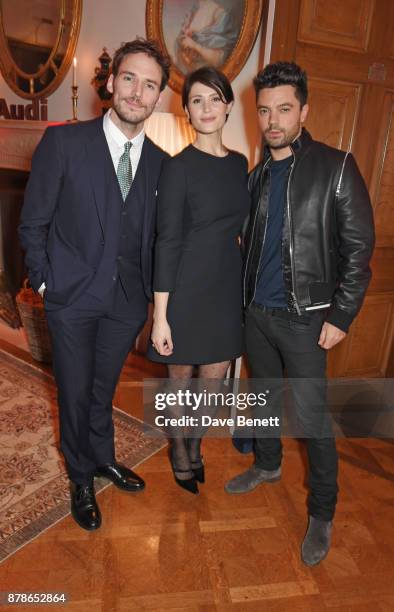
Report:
243,128,375,332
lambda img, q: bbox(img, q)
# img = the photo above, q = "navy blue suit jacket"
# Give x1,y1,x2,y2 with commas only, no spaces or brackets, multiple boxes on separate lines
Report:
19,117,169,305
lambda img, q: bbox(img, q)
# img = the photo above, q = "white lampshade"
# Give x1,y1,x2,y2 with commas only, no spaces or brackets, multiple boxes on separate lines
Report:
144,111,195,156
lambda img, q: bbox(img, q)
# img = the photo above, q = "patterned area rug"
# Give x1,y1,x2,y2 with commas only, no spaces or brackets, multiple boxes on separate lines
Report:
0,349,165,563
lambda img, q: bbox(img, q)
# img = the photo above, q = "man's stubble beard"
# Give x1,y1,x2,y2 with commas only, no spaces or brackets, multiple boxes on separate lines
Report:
266,135,290,150
264,124,302,149
112,100,149,126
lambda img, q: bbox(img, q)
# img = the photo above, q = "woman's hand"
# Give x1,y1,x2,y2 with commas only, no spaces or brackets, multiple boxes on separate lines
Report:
151,318,174,356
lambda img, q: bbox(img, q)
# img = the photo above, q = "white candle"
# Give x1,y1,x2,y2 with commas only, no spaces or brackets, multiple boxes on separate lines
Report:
73,57,77,87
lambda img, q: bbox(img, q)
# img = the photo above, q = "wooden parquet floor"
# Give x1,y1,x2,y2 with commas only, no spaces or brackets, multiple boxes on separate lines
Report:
0,343,393,611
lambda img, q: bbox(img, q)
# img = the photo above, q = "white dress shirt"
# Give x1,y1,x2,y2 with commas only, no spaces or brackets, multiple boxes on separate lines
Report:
103,108,145,178
38,110,145,298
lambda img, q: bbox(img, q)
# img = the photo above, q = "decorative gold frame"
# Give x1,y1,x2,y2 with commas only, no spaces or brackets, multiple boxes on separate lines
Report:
0,0,82,99
146,0,264,93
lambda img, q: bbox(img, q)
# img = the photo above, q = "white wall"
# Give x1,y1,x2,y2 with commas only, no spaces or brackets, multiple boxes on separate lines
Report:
0,0,274,165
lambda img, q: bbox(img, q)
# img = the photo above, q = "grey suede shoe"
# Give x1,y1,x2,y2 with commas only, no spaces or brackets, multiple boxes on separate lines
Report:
224,465,281,494
301,515,333,566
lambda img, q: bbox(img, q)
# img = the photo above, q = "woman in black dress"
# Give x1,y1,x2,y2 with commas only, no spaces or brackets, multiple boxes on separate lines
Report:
148,67,250,493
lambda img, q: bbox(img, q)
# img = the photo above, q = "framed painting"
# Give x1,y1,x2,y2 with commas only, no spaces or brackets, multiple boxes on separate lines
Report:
146,0,264,93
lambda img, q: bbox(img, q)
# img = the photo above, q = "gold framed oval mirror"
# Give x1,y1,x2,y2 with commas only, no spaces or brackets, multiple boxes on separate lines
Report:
0,0,82,99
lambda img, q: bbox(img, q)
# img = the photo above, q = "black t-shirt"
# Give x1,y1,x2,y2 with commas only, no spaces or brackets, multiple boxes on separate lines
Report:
254,155,293,308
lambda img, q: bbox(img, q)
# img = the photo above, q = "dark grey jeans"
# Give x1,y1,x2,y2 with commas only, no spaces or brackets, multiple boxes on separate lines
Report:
245,303,338,521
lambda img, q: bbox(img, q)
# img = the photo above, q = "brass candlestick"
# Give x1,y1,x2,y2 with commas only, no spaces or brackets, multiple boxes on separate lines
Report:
69,85,79,122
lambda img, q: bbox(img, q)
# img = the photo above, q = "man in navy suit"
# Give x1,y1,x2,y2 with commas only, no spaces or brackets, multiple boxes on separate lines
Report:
19,39,171,530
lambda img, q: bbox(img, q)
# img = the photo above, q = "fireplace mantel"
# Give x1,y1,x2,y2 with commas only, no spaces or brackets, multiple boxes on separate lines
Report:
0,120,54,172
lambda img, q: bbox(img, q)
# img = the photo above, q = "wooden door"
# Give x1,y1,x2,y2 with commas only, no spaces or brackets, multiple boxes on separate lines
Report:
270,0,394,377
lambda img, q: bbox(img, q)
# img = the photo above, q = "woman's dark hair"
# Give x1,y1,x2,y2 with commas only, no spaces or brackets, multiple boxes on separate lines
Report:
182,66,234,109
253,62,308,107
112,38,171,91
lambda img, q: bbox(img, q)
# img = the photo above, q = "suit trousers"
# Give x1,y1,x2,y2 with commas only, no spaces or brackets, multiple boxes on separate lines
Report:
245,303,338,521
45,281,147,485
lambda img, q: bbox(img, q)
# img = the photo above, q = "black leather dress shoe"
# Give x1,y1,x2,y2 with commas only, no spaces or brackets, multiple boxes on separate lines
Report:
70,481,101,531
94,462,145,492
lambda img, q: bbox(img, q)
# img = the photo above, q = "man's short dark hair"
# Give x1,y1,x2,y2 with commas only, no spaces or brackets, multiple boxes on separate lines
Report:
182,66,234,109
112,38,171,91
253,62,308,107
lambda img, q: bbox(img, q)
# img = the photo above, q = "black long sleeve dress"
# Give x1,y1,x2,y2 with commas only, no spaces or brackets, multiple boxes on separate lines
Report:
147,144,250,365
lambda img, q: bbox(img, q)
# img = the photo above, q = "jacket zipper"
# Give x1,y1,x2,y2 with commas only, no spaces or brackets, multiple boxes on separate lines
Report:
252,191,269,304
286,150,301,315
244,157,271,306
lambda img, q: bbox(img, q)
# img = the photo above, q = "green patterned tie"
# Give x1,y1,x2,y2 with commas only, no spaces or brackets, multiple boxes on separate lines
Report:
117,141,133,201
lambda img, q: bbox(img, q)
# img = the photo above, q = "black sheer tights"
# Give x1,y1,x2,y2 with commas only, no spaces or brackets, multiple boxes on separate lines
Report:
167,361,230,479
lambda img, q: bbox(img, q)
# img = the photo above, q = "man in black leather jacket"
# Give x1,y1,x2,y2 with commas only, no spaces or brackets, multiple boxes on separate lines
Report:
225,62,375,566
